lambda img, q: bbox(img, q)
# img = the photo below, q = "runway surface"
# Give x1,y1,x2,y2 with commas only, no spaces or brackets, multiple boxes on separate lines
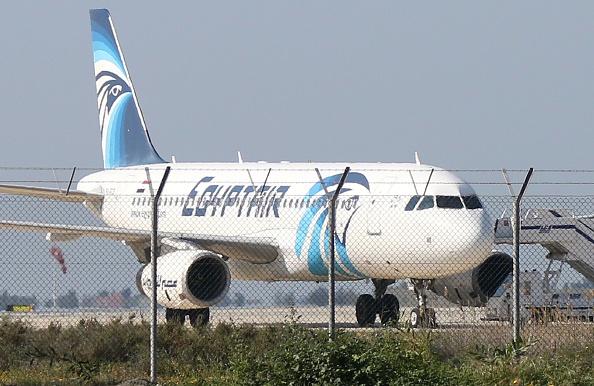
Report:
1,305,498,329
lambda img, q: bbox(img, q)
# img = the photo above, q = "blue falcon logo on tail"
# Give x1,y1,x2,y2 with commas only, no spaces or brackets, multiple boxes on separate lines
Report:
96,72,131,115
90,9,165,169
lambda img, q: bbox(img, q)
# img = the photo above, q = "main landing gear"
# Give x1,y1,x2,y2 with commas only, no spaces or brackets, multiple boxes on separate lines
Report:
409,279,437,329
355,279,400,327
165,307,210,327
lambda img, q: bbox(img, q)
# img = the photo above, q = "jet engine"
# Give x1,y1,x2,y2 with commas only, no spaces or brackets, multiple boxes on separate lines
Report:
429,251,513,307
136,250,231,309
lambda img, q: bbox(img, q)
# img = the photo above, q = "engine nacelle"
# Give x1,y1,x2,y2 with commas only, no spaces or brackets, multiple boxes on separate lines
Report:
136,250,231,309
429,252,513,307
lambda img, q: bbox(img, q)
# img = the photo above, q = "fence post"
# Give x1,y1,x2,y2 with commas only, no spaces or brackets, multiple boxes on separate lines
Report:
513,168,533,345
315,167,350,341
148,166,171,384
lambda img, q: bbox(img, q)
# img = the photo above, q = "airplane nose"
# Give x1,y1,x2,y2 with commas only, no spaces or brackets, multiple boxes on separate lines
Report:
449,210,495,270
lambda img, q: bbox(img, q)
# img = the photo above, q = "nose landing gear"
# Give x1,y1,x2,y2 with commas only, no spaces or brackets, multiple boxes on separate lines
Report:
409,279,437,328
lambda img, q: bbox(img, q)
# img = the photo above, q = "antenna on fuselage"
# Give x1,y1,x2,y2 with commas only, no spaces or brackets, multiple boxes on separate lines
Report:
421,169,435,196
51,168,62,194
258,168,272,196
238,151,257,192
502,168,516,199
408,170,419,195
409,152,424,195
315,168,331,199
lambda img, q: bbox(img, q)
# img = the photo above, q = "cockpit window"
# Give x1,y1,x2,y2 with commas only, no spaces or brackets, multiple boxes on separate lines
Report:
405,195,421,211
417,196,434,210
436,196,464,209
463,195,483,209
406,194,482,211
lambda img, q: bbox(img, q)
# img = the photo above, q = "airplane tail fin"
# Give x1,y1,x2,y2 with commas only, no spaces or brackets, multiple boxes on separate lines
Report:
90,9,165,169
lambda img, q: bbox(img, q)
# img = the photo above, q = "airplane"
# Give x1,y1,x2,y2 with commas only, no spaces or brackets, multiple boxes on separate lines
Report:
0,9,513,328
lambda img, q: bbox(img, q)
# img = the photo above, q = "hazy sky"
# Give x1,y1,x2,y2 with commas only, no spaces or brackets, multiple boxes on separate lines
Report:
2,2,594,299
0,2,593,185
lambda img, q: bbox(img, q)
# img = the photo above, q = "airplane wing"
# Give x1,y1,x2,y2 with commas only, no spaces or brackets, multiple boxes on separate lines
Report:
0,220,278,264
0,185,103,203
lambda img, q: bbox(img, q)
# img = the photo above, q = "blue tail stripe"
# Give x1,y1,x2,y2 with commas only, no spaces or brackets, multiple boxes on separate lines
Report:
90,9,166,169
106,94,129,167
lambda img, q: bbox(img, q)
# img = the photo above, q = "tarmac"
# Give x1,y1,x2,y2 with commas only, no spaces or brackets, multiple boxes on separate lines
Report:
1,304,499,330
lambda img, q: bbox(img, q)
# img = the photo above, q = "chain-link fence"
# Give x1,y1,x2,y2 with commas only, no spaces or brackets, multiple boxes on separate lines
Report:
2,167,594,353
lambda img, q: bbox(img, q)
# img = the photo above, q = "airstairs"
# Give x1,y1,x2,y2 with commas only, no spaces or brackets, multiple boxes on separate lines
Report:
494,208,594,283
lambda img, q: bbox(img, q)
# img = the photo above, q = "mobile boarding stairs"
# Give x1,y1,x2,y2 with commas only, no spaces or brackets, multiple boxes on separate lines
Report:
494,208,594,286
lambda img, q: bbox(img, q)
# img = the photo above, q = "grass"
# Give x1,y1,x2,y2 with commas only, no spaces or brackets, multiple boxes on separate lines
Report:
2,314,594,385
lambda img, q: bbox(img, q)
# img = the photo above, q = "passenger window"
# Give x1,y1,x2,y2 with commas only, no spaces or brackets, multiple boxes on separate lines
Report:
436,196,464,209
405,196,421,211
462,195,483,209
418,196,434,210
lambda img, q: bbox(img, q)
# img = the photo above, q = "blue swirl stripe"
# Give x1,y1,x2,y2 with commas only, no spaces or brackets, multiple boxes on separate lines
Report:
295,172,370,278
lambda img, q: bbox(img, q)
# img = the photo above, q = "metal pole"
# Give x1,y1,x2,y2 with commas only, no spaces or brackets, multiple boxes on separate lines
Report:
513,168,533,345
149,166,171,384
328,167,350,340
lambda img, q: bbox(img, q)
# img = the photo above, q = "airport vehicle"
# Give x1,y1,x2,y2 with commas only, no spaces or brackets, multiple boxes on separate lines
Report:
485,270,594,322
0,9,512,328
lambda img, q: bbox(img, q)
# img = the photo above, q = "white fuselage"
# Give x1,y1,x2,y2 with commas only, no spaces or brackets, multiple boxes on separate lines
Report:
77,162,494,282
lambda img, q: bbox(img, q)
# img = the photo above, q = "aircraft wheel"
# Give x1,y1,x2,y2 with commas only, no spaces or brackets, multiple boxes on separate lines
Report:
188,308,210,327
165,308,186,325
379,294,400,325
356,294,376,326
409,307,422,328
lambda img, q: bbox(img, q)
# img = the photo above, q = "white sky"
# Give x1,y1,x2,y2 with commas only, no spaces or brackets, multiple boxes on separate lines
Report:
0,2,592,174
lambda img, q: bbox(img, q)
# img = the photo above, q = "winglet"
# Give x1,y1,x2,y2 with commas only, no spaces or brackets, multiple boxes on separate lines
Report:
90,9,166,169
415,152,421,165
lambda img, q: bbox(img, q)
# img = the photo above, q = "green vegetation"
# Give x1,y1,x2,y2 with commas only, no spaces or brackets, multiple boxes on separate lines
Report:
1,313,594,385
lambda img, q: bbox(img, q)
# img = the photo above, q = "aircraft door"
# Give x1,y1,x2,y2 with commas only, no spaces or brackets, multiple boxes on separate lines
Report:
367,177,397,236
